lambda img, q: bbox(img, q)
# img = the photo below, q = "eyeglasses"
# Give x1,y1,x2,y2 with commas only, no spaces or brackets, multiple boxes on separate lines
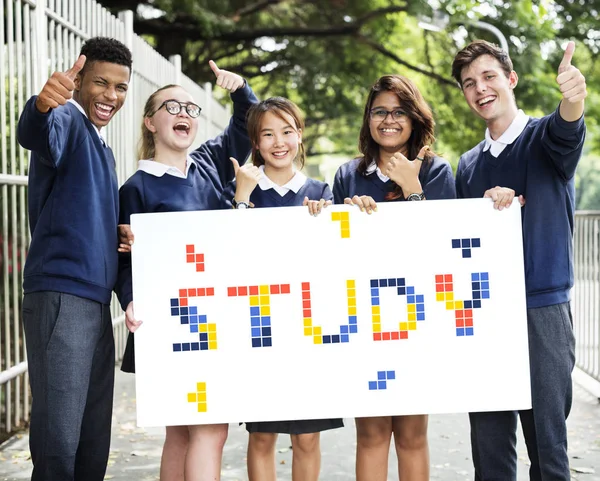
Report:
152,99,202,118
369,108,409,123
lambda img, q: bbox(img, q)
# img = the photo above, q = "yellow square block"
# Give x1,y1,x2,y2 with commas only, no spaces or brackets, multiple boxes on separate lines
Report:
454,301,464,310
199,324,208,333
347,288,356,297
399,322,408,331
197,392,206,402
313,326,322,335
348,307,356,315
408,313,416,321
208,332,217,341
313,335,322,344
348,298,356,307
259,295,270,305
372,323,381,333
187,393,197,403
409,321,417,331
446,301,455,310
436,292,445,302
304,327,313,336
209,341,217,350
197,402,207,412
372,306,380,315
446,292,454,301
260,306,270,316
196,382,206,392
341,212,349,221
341,229,350,238
208,323,216,333
331,212,341,221
249,296,259,306
346,280,355,288
259,285,269,294
407,304,416,313
303,318,313,327
372,314,380,323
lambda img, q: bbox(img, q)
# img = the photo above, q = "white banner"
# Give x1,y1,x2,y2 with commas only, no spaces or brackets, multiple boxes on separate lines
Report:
130,199,531,427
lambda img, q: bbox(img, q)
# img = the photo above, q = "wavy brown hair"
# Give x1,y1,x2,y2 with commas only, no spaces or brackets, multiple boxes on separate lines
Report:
138,84,179,160
247,97,306,169
357,75,436,200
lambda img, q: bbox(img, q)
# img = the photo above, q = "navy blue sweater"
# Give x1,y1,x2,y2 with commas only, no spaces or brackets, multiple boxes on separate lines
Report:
333,156,456,204
455,108,586,308
250,179,333,207
116,83,258,309
18,99,119,304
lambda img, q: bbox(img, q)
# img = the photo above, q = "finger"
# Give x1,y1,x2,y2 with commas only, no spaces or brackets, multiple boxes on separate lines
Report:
415,145,429,163
365,196,377,213
230,157,240,174
518,195,526,207
343,197,353,205
64,54,86,81
316,198,326,215
558,41,575,75
209,60,221,78
50,75,75,97
352,195,365,211
303,196,309,206
324,200,332,208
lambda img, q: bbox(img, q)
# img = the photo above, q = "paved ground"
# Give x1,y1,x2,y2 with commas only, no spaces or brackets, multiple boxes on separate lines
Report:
1,369,600,480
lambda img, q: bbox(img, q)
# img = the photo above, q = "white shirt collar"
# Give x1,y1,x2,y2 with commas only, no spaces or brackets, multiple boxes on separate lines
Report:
68,98,106,145
137,156,192,178
365,162,390,183
483,109,529,157
257,165,307,197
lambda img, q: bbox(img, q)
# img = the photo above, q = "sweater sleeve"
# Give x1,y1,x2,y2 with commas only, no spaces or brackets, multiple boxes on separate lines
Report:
540,107,586,181
17,96,76,168
190,82,259,187
322,183,334,202
423,157,457,200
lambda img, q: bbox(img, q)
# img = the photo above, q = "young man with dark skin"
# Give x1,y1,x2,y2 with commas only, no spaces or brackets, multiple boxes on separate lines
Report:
17,37,132,481
452,40,586,480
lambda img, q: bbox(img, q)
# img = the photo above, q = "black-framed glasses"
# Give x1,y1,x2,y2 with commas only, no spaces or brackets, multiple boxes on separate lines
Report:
152,99,202,118
369,108,409,123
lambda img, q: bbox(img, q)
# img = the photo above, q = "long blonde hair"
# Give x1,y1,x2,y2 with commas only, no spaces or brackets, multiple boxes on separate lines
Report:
138,84,179,159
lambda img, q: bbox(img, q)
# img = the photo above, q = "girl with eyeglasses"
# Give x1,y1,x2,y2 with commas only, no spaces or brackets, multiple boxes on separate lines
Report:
333,75,455,481
115,61,258,481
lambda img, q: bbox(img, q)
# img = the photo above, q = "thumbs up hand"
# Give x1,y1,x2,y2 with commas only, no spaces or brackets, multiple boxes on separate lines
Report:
209,60,245,93
231,157,262,204
556,42,587,121
35,55,86,113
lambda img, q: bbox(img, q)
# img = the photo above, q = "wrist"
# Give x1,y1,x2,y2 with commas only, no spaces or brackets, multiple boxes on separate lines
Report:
402,180,423,195
35,97,50,114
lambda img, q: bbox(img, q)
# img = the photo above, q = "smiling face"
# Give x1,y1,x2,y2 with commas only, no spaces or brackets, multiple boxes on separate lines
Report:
144,86,199,153
74,61,130,128
460,54,519,125
255,110,302,171
368,91,413,155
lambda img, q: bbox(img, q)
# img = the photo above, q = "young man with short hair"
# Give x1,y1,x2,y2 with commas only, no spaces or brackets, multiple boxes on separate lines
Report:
17,37,132,481
452,40,586,480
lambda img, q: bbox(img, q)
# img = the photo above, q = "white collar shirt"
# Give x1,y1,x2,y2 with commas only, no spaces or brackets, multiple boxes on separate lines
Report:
483,109,530,157
257,165,307,197
137,157,191,178
365,162,390,183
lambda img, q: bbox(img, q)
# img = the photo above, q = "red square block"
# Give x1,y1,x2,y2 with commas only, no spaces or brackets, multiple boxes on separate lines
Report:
465,318,473,327
179,289,187,298
435,274,444,283
391,331,400,340
196,263,204,272
188,288,197,297
303,300,311,309
301,282,310,291
382,332,391,341
195,253,204,262
180,297,188,306
302,291,311,300
249,285,259,295
373,333,382,341
456,318,464,328
238,286,248,296
198,287,206,297
186,254,195,263
446,283,453,291
186,244,194,254
270,285,280,294
281,284,290,294
465,309,473,317
444,274,452,282
435,283,444,292
206,287,214,296
303,309,312,318
400,331,408,339
455,309,464,319
227,287,237,297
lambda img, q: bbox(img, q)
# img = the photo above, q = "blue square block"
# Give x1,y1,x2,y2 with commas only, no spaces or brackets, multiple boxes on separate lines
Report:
473,291,481,299
189,306,198,315
464,300,473,309
387,370,395,380
182,343,191,351
170,298,179,307
369,381,377,390
250,306,260,316
473,300,482,308
251,338,261,348
397,287,406,295
262,316,271,326
463,249,472,258
407,295,415,303
171,308,179,316
332,334,341,343
456,328,465,337
388,278,397,287
481,281,489,290
417,304,425,312
349,324,358,334
262,327,271,336
481,272,489,280
251,317,261,327
472,282,480,290
482,290,490,299
416,294,424,303
341,325,349,334
199,314,207,323
181,316,189,324
190,325,198,333
263,337,272,347
397,278,405,286
377,380,387,390
200,342,209,351
173,343,181,352
323,335,332,344
349,316,357,324
371,297,380,306
200,332,208,341
461,238,471,247
190,315,198,324
180,307,188,315
341,334,349,342
417,312,425,321
471,273,480,281
407,286,415,295
371,288,379,297
452,238,461,248
370,279,379,287
251,328,261,337
472,238,481,247
379,279,388,287
191,342,199,350
466,328,474,336
377,371,386,380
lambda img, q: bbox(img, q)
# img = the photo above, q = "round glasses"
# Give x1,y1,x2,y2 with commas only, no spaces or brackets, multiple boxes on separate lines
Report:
152,99,202,118
369,108,409,123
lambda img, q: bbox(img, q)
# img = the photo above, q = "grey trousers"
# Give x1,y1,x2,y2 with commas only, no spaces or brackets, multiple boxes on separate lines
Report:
469,302,576,481
22,291,115,481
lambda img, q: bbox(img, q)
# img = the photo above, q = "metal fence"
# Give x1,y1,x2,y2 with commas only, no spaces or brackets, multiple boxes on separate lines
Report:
0,0,230,439
573,212,600,383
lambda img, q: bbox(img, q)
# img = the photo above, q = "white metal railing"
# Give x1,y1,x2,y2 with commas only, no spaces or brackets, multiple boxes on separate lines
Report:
0,0,230,438
573,212,600,384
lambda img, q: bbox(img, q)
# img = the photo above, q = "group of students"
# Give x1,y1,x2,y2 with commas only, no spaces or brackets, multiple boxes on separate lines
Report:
16,34,586,481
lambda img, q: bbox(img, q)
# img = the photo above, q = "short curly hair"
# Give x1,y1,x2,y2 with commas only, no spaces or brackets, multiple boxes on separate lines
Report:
80,37,132,74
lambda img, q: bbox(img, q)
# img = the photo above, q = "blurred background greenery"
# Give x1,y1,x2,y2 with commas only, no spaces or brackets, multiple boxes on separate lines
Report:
98,0,600,209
